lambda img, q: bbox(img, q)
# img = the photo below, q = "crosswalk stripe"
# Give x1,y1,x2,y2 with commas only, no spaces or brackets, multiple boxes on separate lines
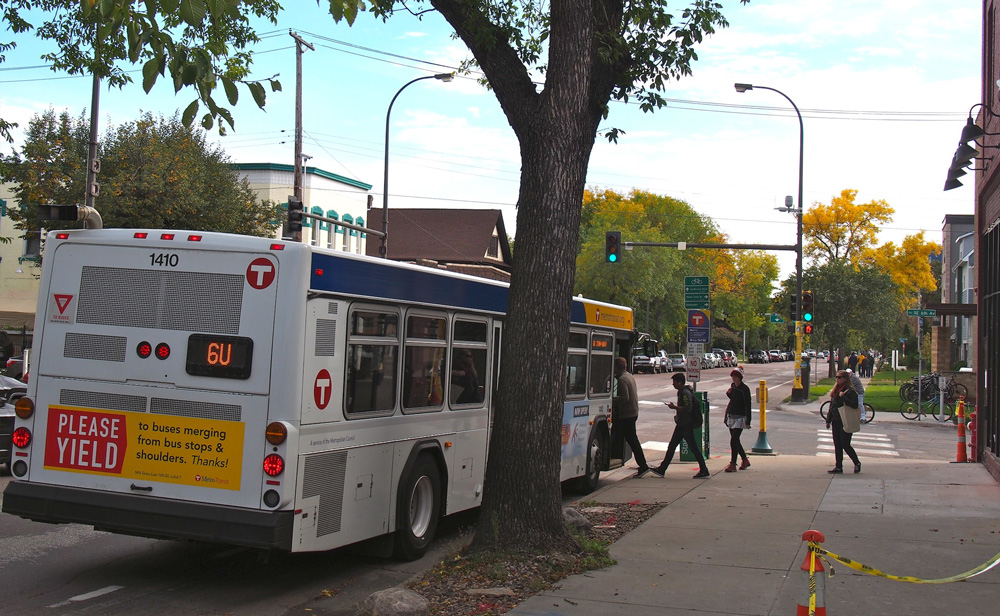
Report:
816,445,900,456
818,437,895,448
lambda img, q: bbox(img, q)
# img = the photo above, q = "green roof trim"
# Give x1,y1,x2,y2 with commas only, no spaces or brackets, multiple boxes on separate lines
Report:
231,163,372,190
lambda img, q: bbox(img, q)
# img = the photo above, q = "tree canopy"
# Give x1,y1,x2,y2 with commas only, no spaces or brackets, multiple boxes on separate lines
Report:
802,189,894,264
575,187,777,349
1,109,280,237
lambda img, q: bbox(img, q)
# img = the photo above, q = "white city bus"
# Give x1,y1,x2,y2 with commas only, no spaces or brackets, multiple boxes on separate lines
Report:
3,227,634,558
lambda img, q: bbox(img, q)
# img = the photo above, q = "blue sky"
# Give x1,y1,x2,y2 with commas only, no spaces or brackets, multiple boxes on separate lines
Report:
0,1,980,280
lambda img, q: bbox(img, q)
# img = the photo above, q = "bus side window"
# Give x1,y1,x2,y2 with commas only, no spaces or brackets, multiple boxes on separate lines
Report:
345,309,399,416
450,319,489,408
402,313,447,412
566,329,588,397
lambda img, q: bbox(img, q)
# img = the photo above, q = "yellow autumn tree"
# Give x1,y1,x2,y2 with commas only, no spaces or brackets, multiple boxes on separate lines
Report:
802,189,895,264
866,232,941,305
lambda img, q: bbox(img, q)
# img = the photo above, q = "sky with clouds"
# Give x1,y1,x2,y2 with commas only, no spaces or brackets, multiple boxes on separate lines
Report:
0,0,981,280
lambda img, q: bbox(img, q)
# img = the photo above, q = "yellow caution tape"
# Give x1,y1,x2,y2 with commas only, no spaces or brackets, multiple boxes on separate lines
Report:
810,542,1000,584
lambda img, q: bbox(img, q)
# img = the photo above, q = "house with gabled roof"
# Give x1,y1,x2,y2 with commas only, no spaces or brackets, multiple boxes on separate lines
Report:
365,208,513,282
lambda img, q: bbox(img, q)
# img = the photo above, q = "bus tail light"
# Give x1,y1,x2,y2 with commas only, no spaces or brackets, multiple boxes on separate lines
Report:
14,397,34,419
265,422,287,445
12,427,31,448
262,490,280,508
262,454,284,477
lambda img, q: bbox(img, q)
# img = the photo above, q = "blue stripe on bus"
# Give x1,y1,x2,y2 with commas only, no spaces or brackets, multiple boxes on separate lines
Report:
310,252,606,326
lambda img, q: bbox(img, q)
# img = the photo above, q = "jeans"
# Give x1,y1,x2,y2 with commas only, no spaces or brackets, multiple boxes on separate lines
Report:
831,420,860,468
618,416,648,470
656,424,708,472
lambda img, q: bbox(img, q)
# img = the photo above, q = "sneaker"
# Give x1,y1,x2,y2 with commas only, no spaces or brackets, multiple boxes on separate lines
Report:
649,467,665,478
634,467,650,478
739,459,751,470
724,463,737,473
854,462,862,474
827,467,843,474
693,470,711,479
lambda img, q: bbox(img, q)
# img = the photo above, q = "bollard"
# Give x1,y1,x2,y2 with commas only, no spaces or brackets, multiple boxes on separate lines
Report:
968,407,978,463
751,379,773,454
954,398,968,463
797,530,827,616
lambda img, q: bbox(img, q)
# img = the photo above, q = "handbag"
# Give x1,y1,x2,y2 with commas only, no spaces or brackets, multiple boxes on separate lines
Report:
842,405,862,433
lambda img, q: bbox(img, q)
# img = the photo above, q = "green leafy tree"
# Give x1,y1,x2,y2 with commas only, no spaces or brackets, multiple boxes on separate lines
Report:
0,0,293,142
575,188,728,348
2,109,280,237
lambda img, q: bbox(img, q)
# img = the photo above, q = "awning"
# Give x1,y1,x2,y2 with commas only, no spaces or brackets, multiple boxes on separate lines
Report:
0,287,38,330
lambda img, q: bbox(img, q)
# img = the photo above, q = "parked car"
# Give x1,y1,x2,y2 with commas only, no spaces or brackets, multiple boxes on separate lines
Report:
769,350,783,362
705,352,723,368
748,349,769,364
723,350,737,367
0,374,26,473
631,351,654,374
656,351,670,373
711,348,730,367
783,350,795,361
4,357,24,380
668,353,686,371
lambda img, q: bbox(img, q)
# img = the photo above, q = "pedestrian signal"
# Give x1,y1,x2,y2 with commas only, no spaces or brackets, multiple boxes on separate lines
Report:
803,323,814,335
801,290,814,323
605,231,622,263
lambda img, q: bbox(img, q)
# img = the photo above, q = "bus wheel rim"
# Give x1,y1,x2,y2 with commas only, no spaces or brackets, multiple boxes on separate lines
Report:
409,476,434,537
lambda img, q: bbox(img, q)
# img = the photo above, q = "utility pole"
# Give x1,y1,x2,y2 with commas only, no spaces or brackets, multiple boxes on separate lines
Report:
84,18,102,210
289,30,314,242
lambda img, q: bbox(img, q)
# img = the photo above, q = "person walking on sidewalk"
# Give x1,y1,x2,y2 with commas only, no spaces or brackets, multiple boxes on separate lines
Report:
651,373,711,479
613,357,651,478
846,368,866,409
723,367,752,472
826,370,862,474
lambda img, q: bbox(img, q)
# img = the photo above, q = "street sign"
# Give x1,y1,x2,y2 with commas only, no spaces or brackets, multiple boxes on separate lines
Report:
686,355,701,382
906,309,937,317
684,276,709,287
769,314,784,323
687,328,710,343
685,299,710,310
687,343,705,356
684,277,710,310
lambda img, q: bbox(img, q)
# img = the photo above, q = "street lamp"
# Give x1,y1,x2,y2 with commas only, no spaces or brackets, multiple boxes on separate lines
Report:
381,72,454,258
735,82,806,401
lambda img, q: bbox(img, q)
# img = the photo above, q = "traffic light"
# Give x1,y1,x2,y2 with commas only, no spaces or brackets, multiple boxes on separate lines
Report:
287,195,303,234
803,323,814,335
605,231,622,263
801,290,814,323
790,294,799,321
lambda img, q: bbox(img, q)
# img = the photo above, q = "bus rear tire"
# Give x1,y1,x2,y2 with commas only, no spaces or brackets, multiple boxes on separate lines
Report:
571,430,605,494
392,454,441,561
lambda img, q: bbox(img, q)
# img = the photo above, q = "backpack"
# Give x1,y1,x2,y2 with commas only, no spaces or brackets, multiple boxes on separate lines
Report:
686,386,703,427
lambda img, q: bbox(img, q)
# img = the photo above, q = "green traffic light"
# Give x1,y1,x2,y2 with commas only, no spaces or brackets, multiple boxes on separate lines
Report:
803,312,812,322
609,254,617,262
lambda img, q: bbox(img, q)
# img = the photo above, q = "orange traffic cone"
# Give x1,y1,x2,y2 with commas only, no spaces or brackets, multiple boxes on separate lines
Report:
797,530,826,616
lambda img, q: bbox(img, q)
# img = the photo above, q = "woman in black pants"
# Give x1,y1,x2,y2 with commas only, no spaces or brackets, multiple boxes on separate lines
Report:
827,370,862,474
723,367,752,472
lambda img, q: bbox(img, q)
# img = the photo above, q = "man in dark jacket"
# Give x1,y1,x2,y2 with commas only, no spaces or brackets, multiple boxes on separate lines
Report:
651,373,710,478
613,357,650,478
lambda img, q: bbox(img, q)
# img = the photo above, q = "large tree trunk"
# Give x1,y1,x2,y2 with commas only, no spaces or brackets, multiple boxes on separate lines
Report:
436,0,611,554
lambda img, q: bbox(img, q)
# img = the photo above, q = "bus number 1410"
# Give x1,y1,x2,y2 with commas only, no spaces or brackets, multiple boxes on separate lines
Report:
150,253,179,267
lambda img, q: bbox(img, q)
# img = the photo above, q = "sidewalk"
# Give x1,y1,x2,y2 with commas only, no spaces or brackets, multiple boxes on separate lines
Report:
506,399,1000,615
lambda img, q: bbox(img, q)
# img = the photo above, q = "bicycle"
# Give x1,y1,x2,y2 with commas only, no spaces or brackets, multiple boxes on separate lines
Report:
898,372,969,403
819,400,875,424
899,397,955,422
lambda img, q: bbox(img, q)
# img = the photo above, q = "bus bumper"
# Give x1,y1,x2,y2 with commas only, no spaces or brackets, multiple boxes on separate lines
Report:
2,481,294,551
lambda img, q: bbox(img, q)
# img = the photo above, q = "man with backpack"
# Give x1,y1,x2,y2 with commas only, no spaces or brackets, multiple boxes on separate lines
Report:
650,373,711,479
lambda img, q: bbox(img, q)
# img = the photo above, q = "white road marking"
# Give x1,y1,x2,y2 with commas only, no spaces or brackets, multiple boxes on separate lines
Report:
48,586,125,608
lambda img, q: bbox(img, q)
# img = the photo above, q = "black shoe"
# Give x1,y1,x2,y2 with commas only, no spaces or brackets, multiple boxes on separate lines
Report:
854,462,861,474
649,467,665,478
693,470,710,479
827,467,843,474
634,467,650,478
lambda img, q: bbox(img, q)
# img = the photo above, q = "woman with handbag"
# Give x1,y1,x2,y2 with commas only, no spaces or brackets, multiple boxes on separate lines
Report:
826,370,862,474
